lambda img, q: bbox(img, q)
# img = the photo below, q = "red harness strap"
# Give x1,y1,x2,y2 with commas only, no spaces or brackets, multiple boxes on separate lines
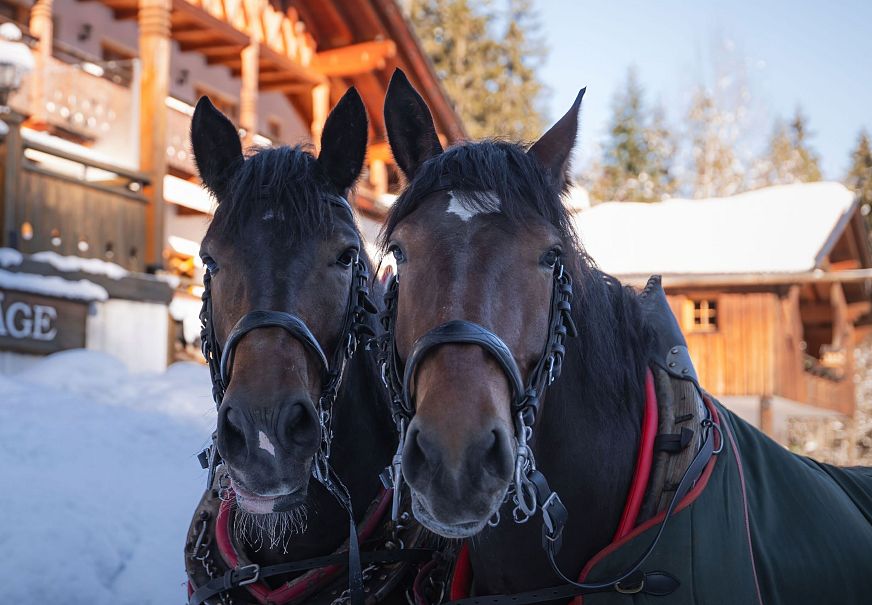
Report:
449,369,660,600
211,488,392,605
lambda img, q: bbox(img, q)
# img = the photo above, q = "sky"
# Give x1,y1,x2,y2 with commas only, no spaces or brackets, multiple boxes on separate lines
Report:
537,0,872,181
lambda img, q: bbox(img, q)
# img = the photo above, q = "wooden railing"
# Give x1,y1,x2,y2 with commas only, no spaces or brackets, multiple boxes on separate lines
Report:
3,135,150,272
804,371,854,416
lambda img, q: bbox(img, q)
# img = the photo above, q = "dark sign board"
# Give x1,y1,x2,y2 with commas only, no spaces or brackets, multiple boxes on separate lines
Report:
0,289,88,355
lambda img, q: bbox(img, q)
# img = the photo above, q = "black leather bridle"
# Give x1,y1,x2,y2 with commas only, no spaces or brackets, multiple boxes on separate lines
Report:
196,195,378,605
376,256,576,531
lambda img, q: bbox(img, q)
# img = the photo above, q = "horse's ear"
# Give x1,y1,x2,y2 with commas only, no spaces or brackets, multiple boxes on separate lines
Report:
318,87,368,193
384,68,443,181
191,96,243,201
527,88,585,191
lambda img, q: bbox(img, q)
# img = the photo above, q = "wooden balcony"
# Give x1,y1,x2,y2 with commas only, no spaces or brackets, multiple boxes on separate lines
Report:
2,136,150,272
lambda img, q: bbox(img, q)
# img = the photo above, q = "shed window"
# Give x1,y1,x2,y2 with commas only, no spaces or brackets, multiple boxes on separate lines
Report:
691,299,718,331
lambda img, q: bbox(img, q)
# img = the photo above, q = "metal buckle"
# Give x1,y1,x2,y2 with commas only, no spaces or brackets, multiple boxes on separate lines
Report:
540,492,562,538
236,563,260,586
615,575,644,595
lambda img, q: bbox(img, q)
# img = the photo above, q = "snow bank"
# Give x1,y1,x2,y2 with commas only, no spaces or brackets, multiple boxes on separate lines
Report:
169,294,203,345
30,250,129,280
0,349,215,604
0,247,23,268
0,268,109,301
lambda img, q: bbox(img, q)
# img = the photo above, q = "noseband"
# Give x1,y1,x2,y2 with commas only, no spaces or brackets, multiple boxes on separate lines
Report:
376,257,576,525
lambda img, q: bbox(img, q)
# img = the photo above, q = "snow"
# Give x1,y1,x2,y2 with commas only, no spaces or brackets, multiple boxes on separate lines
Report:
169,293,203,345
0,269,109,301
574,182,857,276
0,349,214,604
0,247,23,268
30,250,129,280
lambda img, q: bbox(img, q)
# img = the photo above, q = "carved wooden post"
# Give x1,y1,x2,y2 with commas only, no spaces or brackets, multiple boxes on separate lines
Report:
310,82,330,152
138,0,171,270
240,41,259,148
370,158,387,197
29,0,53,128
759,394,773,436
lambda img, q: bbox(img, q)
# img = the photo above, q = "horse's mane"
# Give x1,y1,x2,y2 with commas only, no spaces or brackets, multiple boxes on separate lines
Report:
209,145,337,241
381,139,652,416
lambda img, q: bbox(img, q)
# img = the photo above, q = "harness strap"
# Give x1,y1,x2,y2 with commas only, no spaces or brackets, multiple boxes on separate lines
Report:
189,549,436,605
402,320,525,410
442,571,680,605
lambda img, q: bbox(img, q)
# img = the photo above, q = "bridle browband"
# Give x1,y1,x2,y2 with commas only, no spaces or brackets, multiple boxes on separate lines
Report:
195,195,379,605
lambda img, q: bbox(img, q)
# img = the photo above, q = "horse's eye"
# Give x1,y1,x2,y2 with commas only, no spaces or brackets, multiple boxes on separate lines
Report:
389,245,406,264
541,248,560,268
201,255,219,274
337,248,358,268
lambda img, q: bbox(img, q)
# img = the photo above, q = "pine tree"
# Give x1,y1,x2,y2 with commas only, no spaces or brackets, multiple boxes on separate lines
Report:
404,0,546,140
754,108,822,186
589,69,677,203
686,87,744,198
846,129,872,230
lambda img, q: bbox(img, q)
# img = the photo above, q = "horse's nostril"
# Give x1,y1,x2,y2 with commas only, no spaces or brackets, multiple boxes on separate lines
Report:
402,425,435,484
218,404,246,463
480,428,513,480
280,399,318,449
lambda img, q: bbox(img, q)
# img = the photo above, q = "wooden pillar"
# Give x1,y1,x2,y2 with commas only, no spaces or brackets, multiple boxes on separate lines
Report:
2,114,24,248
759,394,773,436
29,0,53,127
239,41,258,148
138,0,171,270
310,82,330,151
370,158,387,197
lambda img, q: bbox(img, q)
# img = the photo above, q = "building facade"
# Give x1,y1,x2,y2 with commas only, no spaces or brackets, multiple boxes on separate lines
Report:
575,182,872,449
0,0,464,369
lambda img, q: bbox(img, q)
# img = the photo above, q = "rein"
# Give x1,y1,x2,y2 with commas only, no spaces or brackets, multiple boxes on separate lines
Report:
376,252,720,602
193,196,384,605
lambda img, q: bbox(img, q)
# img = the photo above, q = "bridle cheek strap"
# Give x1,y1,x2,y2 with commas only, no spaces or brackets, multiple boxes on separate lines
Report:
401,320,525,415
219,310,329,385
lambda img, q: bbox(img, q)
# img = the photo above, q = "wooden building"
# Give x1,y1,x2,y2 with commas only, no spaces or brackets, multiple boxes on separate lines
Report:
575,182,872,445
0,0,464,366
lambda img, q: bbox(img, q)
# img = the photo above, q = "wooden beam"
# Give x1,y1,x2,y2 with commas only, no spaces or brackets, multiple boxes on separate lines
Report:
170,0,249,47
139,0,172,268
29,0,53,127
311,82,330,152
240,42,258,148
259,83,312,94
367,141,392,163
310,40,397,77
178,39,243,52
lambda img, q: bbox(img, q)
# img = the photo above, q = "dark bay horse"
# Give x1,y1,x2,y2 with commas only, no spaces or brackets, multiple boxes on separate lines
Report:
378,70,872,604
184,90,422,605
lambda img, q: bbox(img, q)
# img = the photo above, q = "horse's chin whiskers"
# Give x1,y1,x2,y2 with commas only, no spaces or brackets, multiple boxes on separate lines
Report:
232,503,309,554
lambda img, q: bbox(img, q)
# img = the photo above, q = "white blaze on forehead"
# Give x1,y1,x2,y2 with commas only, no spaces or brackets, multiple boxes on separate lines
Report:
446,190,501,222
258,430,276,457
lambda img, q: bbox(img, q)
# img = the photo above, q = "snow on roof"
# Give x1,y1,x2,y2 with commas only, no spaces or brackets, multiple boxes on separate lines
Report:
30,250,129,280
0,247,22,268
0,269,108,301
574,182,858,276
